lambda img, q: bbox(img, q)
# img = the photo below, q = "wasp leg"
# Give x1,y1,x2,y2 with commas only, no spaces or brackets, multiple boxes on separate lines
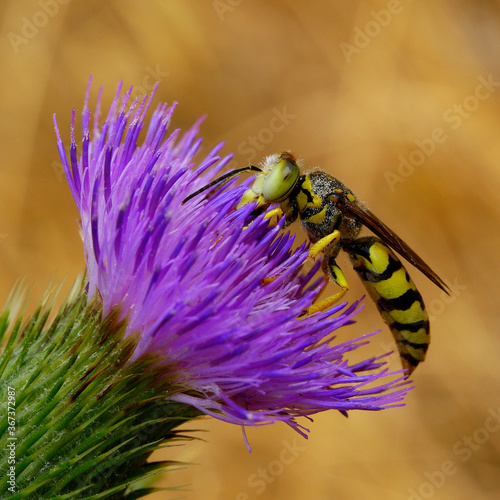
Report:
308,230,341,259
259,208,289,284
263,207,283,226
303,252,349,316
244,207,283,231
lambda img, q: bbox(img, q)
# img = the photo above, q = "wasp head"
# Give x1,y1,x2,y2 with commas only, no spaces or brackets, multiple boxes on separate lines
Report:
237,151,300,210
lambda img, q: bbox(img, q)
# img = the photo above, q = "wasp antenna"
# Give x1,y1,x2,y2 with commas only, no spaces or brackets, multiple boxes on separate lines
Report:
182,165,262,204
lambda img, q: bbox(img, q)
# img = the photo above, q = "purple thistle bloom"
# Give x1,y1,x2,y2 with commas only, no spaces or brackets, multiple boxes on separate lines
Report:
53,80,410,434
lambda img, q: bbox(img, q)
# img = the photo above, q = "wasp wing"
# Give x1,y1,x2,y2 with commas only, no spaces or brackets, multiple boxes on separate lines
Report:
330,192,449,294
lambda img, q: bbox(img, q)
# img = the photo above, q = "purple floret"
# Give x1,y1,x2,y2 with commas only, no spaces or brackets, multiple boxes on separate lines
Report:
54,79,411,433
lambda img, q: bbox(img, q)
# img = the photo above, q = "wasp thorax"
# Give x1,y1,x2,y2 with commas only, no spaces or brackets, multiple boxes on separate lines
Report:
262,158,300,202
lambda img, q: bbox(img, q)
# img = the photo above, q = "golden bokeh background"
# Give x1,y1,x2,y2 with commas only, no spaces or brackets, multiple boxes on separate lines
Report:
1,1,499,499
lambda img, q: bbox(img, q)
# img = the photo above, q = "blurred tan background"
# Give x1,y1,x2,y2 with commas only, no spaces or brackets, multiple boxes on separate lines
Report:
1,1,499,499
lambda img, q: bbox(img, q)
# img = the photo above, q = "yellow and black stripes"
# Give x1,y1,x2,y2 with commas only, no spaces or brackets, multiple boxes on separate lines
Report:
345,236,430,376
281,174,323,227
299,172,362,243
185,151,444,375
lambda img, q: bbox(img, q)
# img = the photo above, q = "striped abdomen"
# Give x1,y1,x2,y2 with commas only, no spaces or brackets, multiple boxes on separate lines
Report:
345,236,430,376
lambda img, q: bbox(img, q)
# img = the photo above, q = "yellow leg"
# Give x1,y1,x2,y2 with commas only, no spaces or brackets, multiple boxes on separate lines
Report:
308,230,341,259
263,207,284,226
244,207,283,230
259,208,287,283
301,253,349,316
303,287,348,315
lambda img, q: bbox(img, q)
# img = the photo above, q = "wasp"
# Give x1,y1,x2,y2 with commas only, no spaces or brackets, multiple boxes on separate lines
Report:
183,152,449,375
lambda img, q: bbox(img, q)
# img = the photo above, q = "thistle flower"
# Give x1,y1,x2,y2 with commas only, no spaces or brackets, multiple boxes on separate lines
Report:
53,80,410,433
0,79,412,499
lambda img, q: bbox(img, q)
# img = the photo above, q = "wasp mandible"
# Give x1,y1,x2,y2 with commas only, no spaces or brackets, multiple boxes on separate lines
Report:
183,152,449,375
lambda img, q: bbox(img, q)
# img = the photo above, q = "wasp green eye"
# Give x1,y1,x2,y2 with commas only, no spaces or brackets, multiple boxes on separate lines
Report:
262,159,300,202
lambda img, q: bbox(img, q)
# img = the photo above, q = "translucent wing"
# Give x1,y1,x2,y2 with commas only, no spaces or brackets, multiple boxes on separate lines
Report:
330,191,449,294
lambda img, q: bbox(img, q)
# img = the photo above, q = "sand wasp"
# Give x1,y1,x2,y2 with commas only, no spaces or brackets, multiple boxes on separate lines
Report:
183,152,449,375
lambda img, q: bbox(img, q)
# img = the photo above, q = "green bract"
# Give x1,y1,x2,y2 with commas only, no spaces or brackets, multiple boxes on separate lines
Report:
0,282,201,499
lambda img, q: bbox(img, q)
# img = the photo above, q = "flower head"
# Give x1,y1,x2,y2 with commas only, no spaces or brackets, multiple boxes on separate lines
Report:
54,80,410,433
